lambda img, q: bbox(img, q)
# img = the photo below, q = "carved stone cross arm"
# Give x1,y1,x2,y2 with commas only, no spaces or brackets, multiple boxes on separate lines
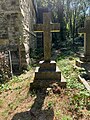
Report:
50,23,60,32
33,12,60,62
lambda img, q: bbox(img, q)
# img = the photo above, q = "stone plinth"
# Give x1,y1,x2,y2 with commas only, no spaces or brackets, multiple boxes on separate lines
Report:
80,55,90,62
39,61,56,71
76,57,90,78
76,54,90,68
76,60,85,68
32,12,66,89
35,66,61,80
33,61,66,88
76,17,90,77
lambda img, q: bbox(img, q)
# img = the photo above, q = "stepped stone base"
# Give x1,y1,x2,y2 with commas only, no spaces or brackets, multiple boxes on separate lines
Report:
30,74,66,89
39,61,56,71
76,54,90,68
76,58,90,78
80,55,90,62
35,66,61,80
31,60,66,89
76,60,85,68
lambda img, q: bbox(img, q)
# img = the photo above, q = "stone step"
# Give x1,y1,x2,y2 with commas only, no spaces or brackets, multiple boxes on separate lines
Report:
39,60,56,71
30,73,66,89
80,55,90,62
76,60,85,67
35,66,61,80
80,56,86,62
78,75,90,92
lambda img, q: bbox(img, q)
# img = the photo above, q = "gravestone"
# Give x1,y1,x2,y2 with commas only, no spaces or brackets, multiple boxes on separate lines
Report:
32,12,66,88
76,17,90,77
76,17,90,67
79,17,90,62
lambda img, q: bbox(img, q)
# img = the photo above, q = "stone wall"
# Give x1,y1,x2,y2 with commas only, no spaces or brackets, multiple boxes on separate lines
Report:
0,0,36,72
0,0,19,42
19,0,36,68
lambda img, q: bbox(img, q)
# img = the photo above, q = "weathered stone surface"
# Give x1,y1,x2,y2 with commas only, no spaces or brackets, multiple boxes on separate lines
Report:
76,60,85,68
0,0,37,71
35,66,61,80
80,55,90,62
76,17,90,78
30,74,66,89
33,12,66,88
39,61,56,71
79,17,90,61
0,51,11,78
78,75,90,92
34,12,60,61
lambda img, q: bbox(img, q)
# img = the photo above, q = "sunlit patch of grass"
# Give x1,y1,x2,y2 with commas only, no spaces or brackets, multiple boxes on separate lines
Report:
57,52,85,90
56,51,90,117
11,76,23,83
0,69,34,93
0,99,4,107
47,101,55,109
61,115,72,120
55,110,61,116
2,109,9,118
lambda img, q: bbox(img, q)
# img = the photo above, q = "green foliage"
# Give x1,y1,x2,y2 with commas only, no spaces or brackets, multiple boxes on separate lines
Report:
37,0,90,48
0,83,12,92
47,101,54,109
0,99,4,107
0,76,23,92
57,51,85,90
57,51,90,112
69,90,90,110
2,110,9,118
0,69,10,84
11,76,22,83
61,115,72,120
27,65,33,71
8,102,17,110
55,110,61,116
30,48,43,59
67,78,84,89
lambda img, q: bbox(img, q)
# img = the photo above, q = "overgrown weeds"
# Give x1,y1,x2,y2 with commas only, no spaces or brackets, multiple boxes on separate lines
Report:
57,51,90,117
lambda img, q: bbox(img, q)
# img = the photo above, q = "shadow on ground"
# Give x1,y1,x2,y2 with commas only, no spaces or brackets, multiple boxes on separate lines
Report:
12,86,54,120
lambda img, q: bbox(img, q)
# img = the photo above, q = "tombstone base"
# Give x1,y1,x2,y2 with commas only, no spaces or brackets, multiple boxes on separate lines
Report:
30,74,66,90
76,60,85,68
35,66,61,80
39,60,56,71
76,59,90,78
79,54,90,62
76,54,90,67
30,60,66,89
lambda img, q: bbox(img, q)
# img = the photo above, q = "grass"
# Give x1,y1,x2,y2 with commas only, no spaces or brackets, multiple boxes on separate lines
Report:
0,99,4,107
0,50,90,120
0,69,34,119
2,110,9,118
0,76,22,92
57,51,85,89
61,115,72,120
57,51,90,114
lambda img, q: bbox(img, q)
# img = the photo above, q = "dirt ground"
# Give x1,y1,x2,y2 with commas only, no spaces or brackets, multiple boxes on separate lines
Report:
0,70,90,120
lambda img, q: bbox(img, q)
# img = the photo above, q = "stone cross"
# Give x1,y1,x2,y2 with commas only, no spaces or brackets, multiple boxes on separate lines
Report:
79,17,90,56
34,12,60,61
